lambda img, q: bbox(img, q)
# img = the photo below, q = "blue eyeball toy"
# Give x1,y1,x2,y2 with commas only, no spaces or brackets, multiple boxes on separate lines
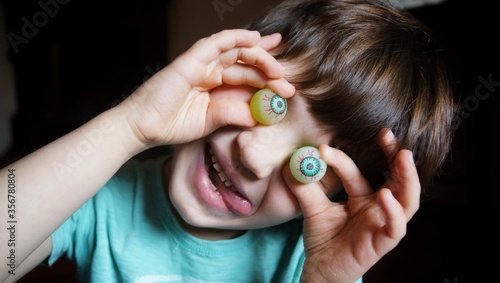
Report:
250,88,287,125
289,146,327,183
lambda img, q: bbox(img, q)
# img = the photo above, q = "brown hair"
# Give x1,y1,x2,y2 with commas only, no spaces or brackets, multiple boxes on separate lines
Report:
247,0,458,191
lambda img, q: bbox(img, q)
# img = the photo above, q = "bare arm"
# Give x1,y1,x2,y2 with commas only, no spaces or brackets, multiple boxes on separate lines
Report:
0,107,142,282
3,238,52,282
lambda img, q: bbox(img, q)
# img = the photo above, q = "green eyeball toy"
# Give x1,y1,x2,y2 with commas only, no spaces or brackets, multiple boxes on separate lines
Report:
250,88,287,125
289,146,327,183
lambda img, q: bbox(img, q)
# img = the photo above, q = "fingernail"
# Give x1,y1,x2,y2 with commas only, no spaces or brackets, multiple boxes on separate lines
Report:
286,81,295,92
408,151,415,164
277,62,285,71
387,129,395,138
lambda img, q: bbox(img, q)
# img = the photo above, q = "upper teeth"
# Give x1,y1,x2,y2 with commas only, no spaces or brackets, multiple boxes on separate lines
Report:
210,149,233,187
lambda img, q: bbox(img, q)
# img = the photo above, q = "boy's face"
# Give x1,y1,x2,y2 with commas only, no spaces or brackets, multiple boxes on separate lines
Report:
168,86,338,232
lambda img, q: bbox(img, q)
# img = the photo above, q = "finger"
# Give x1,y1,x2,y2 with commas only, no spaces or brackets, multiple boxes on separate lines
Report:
373,188,407,249
201,29,262,55
205,99,257,133
377,128,399,164
257,33,282,51
172,29,263,85
282,162,334,217
386,149,421,220
209,84,256,101
185,29,261,65
220,45,285,80
221,63,295,98
319,144,373,197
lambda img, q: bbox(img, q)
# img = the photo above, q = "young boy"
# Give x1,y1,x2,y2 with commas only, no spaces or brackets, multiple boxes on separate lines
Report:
1,0,457,282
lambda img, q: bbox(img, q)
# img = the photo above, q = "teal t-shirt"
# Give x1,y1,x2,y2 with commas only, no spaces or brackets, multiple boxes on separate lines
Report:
48,156,306,282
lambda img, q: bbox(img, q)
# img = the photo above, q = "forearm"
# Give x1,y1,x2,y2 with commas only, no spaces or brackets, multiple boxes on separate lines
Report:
0,105,144,280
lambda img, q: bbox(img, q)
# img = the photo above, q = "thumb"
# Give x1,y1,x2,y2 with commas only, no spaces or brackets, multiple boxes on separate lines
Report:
205,99,257,134
282,163,333,217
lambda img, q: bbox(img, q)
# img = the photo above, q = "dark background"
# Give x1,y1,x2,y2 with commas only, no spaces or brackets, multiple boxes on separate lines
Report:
1,0,498,282
1,0,168,157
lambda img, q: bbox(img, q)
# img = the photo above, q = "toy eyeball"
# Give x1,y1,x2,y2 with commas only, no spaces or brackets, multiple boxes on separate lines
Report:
250,88,287,125
289,146,327,183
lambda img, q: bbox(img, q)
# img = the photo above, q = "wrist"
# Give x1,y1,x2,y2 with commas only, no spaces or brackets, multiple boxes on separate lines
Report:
99,105,150,158
300,269,331,283
301,260,361,283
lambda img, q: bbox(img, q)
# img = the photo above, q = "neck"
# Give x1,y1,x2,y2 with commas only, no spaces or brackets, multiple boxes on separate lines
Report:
178,218,246,241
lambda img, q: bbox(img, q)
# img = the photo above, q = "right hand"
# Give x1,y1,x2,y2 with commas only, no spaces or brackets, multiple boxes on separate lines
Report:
284,129,421,283
120,29,295,147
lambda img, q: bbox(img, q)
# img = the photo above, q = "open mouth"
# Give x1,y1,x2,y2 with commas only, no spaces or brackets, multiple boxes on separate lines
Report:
207,146,233,189
204,143,252,215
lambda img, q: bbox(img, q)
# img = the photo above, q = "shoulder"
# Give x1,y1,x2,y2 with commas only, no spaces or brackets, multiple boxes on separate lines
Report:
92,155,170,211
106,155,169,192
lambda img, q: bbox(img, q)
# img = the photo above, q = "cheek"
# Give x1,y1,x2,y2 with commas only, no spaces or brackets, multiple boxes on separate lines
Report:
168,143,201,204
259,175,301,222
171,143,198,184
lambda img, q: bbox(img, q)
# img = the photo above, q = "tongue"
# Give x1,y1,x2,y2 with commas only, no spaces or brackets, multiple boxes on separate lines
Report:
211,174,252,215
218,187,252,216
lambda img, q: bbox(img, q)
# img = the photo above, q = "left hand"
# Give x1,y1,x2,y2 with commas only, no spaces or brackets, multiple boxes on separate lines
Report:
284,129,421,283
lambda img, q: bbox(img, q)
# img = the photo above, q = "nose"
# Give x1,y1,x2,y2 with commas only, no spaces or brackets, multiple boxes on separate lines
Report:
237,125,295,179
